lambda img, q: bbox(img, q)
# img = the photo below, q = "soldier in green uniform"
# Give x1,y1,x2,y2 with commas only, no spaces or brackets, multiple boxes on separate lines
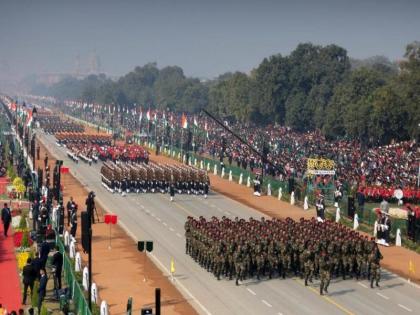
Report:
369,244,383,288
319,251,331,295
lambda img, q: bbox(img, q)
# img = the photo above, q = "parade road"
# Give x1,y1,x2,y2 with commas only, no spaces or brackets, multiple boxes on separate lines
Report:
39,131,420,315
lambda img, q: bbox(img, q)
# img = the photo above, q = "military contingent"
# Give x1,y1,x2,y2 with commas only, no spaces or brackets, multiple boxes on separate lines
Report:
37,114,85,134
100,160,210,197
185,216,383,294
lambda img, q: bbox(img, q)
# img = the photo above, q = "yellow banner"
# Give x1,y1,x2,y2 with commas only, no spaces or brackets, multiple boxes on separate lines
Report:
307,158,335,171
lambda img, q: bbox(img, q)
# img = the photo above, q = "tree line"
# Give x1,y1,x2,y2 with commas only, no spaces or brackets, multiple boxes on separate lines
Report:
32,42,420,145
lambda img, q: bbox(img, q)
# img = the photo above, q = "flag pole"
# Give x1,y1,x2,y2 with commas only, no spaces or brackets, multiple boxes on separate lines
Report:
181,128,184,162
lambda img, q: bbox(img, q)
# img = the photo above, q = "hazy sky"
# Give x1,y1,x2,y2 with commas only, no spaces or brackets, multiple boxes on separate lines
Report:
0,0,419,80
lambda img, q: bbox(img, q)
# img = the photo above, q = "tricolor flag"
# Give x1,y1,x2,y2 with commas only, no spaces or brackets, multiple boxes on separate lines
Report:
181,113,188,129
26,110,33,127
146,109,151,121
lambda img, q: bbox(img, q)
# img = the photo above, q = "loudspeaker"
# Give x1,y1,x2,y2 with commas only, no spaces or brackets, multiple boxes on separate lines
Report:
138,241,145,252
81,211,90,253
146,241,153,252
347,196,355,219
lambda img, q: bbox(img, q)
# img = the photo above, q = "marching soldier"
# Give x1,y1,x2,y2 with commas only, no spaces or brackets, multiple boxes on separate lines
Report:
319,251,331,295
369,243,383,288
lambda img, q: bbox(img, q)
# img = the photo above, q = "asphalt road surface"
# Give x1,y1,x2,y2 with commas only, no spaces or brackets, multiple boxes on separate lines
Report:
39,132,420,315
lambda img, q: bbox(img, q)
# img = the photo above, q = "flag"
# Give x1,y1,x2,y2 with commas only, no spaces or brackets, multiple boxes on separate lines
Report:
170,257,175,274
146,109,151,121
26,110,33,127
181,113,188,129
60,166,70,174
193,116,198,127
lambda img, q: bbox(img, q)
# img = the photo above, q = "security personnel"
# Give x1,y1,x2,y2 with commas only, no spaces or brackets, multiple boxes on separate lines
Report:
316,194,325,220
169,182,175,202
70,205,78,238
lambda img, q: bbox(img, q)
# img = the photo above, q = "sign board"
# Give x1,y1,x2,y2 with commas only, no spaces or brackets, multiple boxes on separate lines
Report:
307,158,336,175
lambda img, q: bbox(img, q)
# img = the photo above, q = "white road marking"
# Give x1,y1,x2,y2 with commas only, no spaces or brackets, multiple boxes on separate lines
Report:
176,233,182,238
261,300,272,308
357,282,368,288
398,304,412,312
156,217,161,222
376,292,389,300
151,213,156,217
224,211,230,215
169,227,174,232
163,222,168,226
247,288,256,296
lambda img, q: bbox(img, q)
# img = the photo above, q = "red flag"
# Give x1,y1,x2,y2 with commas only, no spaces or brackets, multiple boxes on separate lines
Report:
60,167,70,174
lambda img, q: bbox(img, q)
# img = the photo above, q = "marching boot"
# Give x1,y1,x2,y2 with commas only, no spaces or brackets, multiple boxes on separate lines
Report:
370,279,374,288
324,286,328,294
320,287,324,296
305,278,308,286
236,278,239,286
376,280,380,287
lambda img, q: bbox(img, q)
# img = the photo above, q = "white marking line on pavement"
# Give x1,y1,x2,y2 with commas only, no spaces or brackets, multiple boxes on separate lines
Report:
156,217,161,222
358,282,368,289
247,288,256,296
176,233,182,238
376,292,389,300
224,211,230,215
151,213,156,217
261,300,272,308
398,304,413,312
163,222,168,226
169,227,174,232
